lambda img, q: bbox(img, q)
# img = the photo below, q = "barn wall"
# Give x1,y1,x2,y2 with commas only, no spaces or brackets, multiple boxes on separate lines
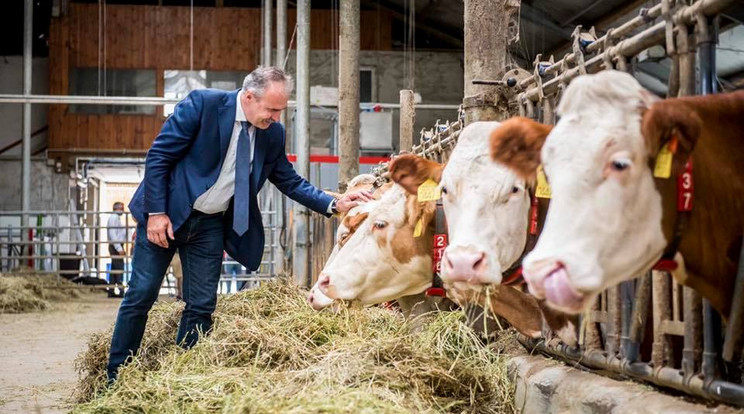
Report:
47,4,393,155
284,50,465,152
0,160,70,211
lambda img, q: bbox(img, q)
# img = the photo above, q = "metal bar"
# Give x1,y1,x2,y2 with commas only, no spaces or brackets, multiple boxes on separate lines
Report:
263,0,273,66
292,0,311,288
21,0,33,259
276,0,287,68
521,337,744,407
519,0,738,103
723,237,744,363
0,94,460,110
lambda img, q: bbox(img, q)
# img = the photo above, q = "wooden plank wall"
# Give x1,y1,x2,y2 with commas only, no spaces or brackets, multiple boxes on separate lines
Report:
48,4,392,154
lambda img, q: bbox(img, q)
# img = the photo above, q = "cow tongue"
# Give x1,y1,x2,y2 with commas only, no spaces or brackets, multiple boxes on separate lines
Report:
543,267,584,310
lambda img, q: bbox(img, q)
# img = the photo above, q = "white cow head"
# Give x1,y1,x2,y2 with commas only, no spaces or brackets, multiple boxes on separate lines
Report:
317,184,436,305
491,70,697,314
308,174,378,310
389,122,532,293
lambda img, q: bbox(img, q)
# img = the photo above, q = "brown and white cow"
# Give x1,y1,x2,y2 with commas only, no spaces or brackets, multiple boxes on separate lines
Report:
316,180,545,338
307,174,379,310
491,70,744,317
390,121,576,345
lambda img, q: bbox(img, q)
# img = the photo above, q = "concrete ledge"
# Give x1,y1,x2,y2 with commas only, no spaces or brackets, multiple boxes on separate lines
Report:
508,355,744,414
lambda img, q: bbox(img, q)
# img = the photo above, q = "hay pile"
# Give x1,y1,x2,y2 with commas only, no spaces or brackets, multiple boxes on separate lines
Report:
0,273,82,313
74,280,516,413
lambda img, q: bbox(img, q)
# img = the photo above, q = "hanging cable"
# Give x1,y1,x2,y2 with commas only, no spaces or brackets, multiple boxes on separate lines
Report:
282,23,298,71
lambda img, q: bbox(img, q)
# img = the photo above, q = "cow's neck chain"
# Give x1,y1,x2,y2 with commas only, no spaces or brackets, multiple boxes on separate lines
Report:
424,193,540,297
653,159,694,271
425,200,448,297
501,193,540,286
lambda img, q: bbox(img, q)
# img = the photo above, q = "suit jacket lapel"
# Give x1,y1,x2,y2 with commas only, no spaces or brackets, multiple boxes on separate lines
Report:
217,90,239,161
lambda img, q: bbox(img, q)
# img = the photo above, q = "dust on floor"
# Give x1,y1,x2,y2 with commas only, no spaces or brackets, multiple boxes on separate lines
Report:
0,294,121,414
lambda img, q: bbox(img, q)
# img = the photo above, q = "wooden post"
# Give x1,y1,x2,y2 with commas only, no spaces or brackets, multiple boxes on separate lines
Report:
399,90,415,152
462,0,518,124
338,0,360,191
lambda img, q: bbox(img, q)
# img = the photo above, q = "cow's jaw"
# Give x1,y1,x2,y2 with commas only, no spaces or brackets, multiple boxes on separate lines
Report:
522,72,668,314
438,121,531,289
318,186,433,305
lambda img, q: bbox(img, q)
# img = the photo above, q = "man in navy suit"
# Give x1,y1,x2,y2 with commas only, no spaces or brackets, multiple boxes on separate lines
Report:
107,67,369,381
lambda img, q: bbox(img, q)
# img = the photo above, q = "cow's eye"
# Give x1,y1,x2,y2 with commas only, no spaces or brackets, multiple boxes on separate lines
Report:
441,186,448,195
373,221,388,229
611,159,631,172
511,186,520,194
338,232,349,242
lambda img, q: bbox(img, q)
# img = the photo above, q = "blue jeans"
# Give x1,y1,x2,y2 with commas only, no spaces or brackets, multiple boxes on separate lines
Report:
107,211,224,381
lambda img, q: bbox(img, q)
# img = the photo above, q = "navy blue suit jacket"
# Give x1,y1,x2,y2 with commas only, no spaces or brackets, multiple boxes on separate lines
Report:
129,88,333,270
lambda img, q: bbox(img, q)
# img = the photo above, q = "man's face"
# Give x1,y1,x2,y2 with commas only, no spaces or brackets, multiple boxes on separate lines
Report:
114,205,124,215
241,81,288,129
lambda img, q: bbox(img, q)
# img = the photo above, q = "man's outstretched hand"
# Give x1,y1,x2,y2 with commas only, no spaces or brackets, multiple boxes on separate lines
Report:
335,190,374,214
147,214,175,248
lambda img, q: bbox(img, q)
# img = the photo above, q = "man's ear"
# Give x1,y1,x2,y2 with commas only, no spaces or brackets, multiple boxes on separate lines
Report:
642,99,700,172
389,154,443,195
490,117,552,181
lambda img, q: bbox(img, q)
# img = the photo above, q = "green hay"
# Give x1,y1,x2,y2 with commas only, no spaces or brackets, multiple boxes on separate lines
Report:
0,273,82,313
74,280,516,414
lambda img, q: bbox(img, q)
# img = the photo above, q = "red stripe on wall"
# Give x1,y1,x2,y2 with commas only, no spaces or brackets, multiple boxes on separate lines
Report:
286,154,390,164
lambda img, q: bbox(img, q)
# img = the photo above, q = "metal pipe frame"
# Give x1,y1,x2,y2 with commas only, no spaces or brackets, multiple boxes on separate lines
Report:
21,0,33,258
517,0,738,103
292,0,311,288
520,336,744,407
0,94,459,110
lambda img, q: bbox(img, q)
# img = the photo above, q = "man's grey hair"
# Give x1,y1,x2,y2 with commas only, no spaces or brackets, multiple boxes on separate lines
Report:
242,66,294,97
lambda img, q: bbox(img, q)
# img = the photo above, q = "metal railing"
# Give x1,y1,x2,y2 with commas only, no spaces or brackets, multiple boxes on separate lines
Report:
0,199,282,295
365,0,743,406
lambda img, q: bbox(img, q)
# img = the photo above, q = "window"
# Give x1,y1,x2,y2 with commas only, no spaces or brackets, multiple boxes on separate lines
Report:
360,67,376,103
69,68,157,115
164,70,245,116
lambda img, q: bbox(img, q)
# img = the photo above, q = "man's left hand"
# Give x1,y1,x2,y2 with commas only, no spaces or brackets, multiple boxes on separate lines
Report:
335,190,374,214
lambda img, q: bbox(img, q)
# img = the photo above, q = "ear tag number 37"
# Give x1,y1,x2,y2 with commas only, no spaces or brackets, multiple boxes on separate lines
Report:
418,179,441,202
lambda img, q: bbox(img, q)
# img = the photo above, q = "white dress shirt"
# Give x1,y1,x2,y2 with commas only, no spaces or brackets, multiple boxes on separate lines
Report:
107,213,127,252
193,91,255,214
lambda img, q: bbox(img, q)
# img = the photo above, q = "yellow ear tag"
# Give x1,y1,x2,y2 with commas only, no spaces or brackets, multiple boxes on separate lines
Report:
413,218,424,238
535,165,552,199
653,141,674,179
417,178,441,202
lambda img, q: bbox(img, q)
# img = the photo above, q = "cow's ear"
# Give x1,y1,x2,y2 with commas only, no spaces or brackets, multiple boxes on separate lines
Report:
345,212,369,233
389,154,443,195
490,117,552,180
641,100,700,172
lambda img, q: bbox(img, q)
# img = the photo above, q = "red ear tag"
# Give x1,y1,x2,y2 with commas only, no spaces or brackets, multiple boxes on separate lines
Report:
677,159,693,212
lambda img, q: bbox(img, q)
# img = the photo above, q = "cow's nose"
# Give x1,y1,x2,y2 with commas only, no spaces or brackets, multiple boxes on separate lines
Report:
442,247,487,283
